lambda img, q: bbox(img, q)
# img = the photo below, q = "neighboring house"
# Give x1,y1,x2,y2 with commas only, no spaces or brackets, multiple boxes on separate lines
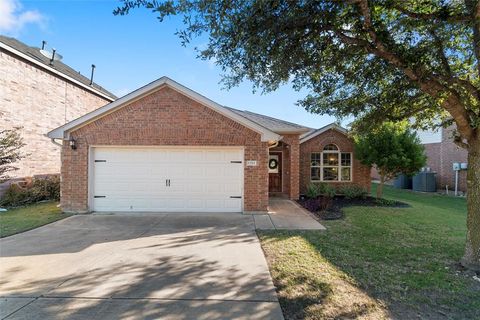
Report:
0,36,116,188
418,125,468,192
370,125,468,193
47,77,371,213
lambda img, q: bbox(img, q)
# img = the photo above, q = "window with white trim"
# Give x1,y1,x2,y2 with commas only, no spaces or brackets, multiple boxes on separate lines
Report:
310,144,352,182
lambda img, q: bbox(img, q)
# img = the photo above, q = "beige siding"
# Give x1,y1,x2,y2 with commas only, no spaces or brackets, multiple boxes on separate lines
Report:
0,50,111,178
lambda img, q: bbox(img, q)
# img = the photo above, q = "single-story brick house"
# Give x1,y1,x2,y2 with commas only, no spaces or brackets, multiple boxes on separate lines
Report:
47,77,370,213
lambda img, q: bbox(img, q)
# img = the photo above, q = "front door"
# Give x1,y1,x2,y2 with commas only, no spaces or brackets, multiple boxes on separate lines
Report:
268,152,282,193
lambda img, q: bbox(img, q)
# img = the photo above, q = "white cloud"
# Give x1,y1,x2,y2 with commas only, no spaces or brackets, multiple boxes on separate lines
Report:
0,0,46,34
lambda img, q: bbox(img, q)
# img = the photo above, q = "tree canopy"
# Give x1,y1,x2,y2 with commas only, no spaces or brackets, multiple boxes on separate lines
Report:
114,0,480,270
115,0,479,145
354,121,426,198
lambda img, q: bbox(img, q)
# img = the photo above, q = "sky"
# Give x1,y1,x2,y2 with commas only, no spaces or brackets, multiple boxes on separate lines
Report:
0,0,339,129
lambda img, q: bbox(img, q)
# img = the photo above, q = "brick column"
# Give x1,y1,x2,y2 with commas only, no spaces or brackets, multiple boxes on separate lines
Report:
289,140,300,200
282,134,300,200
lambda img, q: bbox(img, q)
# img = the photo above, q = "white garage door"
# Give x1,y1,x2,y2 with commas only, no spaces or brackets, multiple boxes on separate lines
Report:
91,147,244,212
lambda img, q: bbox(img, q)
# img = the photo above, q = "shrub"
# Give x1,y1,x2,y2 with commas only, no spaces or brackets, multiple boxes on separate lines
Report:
306,183,321,199
321,184,336,198
339,184,368,199
0,184,31,207
303,196,333,212
375,198,397,206
305,182,337,199
303,198,320,211
31,176,60,201
0,176,60,207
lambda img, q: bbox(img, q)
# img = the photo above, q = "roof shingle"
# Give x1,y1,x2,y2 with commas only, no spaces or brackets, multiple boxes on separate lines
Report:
224,107,311,134
0,35,116,100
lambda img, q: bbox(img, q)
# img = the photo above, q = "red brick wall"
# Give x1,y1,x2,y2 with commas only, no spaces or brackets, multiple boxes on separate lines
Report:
282,134,300,200
0,49,111,179
268,134,300,200
299,129,371,194
423,125,468,192
61,86,269,213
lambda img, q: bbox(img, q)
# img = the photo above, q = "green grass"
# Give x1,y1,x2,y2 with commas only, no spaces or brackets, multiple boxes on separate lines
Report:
259,185,480,319
0,201,71,237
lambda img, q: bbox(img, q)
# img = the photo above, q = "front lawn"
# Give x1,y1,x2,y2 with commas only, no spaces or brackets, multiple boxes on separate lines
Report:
259,185,480,319
0,201,70,237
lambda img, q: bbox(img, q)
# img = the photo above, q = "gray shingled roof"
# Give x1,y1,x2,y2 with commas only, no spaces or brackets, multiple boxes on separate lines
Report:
0,36,116,100
225,107,311,134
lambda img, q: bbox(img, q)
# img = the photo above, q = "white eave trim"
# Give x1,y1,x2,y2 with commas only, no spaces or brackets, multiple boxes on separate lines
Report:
47,77,280,142
0,41,115,102
276,128,312,135
300,123,349,144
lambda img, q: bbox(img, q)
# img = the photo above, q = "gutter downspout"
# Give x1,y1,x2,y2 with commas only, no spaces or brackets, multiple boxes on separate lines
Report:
50,138,63,147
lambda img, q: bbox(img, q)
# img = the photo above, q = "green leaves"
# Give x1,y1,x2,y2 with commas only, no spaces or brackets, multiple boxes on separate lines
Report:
0,128,26,182
113,0,479,138
354,121,427,180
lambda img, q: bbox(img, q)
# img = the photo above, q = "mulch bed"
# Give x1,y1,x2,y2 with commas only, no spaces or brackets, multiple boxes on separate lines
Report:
297,195,410,220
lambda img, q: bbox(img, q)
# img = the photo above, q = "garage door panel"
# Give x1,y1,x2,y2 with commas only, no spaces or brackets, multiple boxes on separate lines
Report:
225,199,242,209
92,147,243,212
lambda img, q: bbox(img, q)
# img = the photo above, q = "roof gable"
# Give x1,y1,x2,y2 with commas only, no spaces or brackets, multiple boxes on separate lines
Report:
47,77,280,142
300,123,349,144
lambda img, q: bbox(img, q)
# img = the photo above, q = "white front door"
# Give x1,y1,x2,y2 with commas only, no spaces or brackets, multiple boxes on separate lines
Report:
91,147,244,212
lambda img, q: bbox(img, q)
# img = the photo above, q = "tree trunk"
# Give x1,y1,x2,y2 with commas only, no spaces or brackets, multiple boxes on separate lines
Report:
461,135,480,271
376,175,385,199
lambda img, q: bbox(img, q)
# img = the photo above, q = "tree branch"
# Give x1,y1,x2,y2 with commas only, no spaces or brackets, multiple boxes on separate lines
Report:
428,28,452,76
344,0,475,142
453,134,470,149
465,0,480,77
391,4,470,22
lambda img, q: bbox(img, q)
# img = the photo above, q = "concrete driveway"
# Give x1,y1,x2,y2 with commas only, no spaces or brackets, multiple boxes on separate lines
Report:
0,213,283,320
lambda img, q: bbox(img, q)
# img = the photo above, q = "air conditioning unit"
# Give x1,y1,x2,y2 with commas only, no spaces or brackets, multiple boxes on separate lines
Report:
413,172,437,192
460,163,468,170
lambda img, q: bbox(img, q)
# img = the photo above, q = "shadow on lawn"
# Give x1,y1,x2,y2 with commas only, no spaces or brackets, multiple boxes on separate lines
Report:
266,242,391,319
260,228,480,320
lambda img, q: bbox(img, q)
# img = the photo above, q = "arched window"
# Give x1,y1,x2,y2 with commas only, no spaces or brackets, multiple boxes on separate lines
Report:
323,144,338,151
311,144,352,182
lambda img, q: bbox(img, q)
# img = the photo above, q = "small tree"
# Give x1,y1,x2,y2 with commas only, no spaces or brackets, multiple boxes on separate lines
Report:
0,128,26,182
355,122,426,199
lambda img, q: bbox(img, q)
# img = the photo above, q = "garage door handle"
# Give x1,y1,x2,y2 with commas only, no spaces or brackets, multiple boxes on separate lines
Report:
166,179,171,187
230,196,242,198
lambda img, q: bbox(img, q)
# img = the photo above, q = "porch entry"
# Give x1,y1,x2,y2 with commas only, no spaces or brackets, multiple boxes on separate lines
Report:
268,152,282,193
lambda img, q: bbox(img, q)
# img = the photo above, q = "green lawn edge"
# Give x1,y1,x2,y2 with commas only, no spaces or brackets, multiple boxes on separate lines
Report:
258,184,479,319
0,201,72,238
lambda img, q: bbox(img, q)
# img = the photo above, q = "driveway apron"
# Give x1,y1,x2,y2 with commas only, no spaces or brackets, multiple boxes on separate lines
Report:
0,213,283,320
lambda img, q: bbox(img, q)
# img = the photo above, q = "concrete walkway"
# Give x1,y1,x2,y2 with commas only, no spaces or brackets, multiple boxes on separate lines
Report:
253,198,326,230
0,214,283,320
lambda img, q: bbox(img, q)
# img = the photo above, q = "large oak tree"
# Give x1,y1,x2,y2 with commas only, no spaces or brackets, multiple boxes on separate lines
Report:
114,0,480,271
